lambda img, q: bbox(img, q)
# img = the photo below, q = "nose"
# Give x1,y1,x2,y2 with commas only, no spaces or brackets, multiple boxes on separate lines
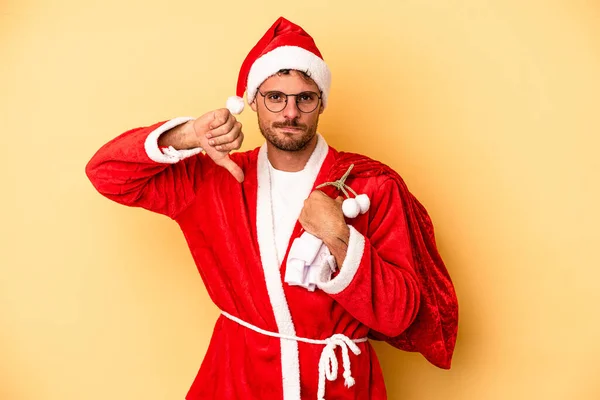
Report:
282,97,301,120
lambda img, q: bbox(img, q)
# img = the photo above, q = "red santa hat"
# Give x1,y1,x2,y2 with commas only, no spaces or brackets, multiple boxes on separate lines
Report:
226,17,331,115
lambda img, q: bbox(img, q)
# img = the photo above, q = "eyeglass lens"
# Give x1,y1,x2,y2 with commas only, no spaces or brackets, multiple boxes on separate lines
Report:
263,91,320,113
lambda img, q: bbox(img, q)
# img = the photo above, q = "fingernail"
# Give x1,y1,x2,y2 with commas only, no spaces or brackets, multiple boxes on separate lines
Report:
216,145,222,150
206,133,212,139
209,140,215,146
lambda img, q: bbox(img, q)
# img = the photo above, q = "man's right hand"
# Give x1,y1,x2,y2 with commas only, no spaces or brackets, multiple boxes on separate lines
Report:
159,108,245,183
190,109,245,183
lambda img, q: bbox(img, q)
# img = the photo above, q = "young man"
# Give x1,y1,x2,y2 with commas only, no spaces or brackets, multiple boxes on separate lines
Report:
86,17,458,400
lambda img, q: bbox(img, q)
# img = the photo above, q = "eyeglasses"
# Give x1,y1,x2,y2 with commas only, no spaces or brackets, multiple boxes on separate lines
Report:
257,90,322,113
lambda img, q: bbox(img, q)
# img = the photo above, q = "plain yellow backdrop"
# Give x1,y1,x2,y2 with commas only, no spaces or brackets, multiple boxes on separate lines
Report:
2,0,599,399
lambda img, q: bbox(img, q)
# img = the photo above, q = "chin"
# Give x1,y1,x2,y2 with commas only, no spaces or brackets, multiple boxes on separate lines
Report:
267,130,316,152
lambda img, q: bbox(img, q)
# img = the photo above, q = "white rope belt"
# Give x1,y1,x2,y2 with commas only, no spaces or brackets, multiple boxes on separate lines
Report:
221,311,368,400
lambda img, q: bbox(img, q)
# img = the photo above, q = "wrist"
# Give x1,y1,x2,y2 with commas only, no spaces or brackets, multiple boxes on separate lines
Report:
323,223,350,267
323,223,350,249
158,120,199,149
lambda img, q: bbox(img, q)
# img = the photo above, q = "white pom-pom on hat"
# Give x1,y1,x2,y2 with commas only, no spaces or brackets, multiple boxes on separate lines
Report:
226,96,245,115
342,198,360,218
355,194,370,214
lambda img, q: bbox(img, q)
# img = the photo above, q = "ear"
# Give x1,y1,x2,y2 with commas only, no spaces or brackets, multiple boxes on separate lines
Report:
318,103,325,114
249,99,258,112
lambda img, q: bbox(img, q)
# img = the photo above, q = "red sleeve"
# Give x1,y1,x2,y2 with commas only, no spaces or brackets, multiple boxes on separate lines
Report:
317,178,421,337
85,118,209,219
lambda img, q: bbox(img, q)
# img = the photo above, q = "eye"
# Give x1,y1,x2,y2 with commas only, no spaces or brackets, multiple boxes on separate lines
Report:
266,92,285,102
298,92,316,103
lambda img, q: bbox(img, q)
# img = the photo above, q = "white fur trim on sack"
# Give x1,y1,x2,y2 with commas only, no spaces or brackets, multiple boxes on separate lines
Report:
317,225,365,295
246,46,331,108
144,117,202,163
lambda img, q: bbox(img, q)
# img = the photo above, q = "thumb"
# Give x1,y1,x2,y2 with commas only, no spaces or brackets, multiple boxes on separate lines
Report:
215,155,245,183
335,196,344,204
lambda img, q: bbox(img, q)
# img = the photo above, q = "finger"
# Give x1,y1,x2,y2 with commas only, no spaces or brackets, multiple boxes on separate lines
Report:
211,122,242,147
335,196,344,204
217,156,245,183
209,112,236,136
309,190,321,199
215,131,244,152
207,117,237,141
208,109,231,130
312,190,329,200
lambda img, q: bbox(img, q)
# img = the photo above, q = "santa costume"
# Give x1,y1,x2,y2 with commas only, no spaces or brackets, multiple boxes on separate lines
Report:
86,17,458,400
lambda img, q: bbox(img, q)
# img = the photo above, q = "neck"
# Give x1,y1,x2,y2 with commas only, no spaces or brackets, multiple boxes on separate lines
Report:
267,135,318,172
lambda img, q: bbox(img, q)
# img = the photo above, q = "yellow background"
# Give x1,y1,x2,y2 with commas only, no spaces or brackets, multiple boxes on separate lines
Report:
2,0,599,399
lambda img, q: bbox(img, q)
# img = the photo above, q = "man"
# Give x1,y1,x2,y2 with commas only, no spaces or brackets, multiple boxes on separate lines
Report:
86,17,458,400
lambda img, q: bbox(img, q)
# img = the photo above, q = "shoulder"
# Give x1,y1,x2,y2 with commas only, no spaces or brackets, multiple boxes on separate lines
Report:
326,149,415,208
328,149,401,185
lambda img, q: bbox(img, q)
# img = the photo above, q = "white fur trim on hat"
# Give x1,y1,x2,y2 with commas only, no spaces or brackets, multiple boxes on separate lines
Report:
246,46,331,107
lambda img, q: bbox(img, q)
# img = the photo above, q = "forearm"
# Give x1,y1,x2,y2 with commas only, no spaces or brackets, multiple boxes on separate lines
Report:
157,119,201,150
86,119,204,217
322,224,350,268
320,229,420,337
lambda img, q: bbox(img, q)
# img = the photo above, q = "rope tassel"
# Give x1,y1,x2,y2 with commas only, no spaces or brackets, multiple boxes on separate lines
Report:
221,311,367,400
317,334,362,400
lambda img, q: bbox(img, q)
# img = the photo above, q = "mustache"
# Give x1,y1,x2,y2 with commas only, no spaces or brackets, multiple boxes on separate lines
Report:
272,120,307,129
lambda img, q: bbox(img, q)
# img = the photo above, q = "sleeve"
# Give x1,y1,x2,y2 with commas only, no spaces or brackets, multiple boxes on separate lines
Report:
317,178,421,337
85,117,209,219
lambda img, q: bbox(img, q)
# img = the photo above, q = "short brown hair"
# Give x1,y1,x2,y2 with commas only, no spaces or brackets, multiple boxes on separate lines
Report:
276,69,313,82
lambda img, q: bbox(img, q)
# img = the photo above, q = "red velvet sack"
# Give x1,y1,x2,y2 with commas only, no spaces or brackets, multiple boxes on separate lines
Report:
328,152,459,369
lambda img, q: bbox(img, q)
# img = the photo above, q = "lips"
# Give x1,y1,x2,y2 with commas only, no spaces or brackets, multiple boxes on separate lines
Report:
275,125,305,132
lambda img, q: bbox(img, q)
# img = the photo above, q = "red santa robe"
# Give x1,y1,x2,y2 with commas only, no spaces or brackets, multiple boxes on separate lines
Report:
85,117,456,399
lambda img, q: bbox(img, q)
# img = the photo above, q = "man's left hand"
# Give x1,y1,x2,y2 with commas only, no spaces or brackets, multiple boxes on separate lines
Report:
299,191,350,265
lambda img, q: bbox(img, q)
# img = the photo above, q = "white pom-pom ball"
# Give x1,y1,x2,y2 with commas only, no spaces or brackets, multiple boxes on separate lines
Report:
342,198,360,218
355,194,370,214
226,96,245,115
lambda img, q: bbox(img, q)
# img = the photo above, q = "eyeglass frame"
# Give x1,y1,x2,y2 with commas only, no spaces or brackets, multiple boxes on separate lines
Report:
256,89,323,113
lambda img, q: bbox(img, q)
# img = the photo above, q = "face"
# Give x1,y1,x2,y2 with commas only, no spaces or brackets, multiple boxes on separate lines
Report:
249,70,324,152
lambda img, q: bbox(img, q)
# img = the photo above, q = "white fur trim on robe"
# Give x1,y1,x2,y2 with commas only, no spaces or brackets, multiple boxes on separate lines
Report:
256,134,329,400
144,117,202,163
317,225,365,295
